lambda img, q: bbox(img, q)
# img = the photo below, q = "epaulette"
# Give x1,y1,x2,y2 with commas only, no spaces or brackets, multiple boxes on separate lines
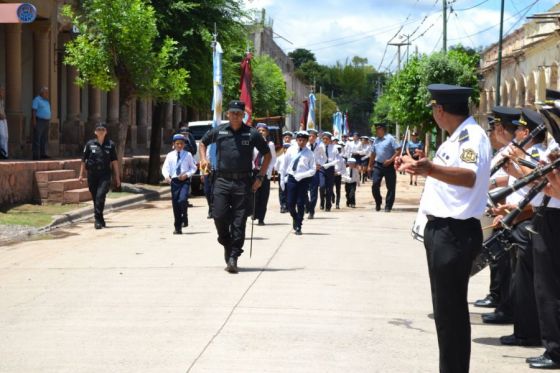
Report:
458,129,469,144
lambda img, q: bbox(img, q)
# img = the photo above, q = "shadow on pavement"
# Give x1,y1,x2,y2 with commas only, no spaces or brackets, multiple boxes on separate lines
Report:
472,337,502,346
238,267,305,273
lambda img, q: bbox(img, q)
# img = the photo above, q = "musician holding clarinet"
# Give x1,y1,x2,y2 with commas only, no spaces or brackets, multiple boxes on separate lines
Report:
396,84,491,373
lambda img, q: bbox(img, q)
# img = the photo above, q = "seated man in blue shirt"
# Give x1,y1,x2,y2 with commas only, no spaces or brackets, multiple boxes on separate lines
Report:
367,123,401,212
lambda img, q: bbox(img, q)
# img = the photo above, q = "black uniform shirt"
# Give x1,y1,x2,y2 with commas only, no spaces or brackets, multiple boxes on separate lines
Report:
82,138,118,174
201,122,270,173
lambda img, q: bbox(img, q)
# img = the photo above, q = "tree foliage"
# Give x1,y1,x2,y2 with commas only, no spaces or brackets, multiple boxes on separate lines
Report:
314,93,337,132
288,48,316,69
372,47,480,135
252,55,288,117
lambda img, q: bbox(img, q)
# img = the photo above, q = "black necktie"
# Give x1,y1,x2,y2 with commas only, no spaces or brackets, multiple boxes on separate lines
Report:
176,152,181,176
325,145,329,161
350,168,353,178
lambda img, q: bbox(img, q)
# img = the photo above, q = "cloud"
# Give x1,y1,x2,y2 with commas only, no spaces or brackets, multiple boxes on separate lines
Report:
243,0,558,70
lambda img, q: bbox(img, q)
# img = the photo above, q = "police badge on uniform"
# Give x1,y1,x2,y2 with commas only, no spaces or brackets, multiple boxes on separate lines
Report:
460,148,478,163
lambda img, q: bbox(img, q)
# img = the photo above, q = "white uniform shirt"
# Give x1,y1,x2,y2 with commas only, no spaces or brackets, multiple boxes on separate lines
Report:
420,116,492,220
321,143,341,169
281,145,316,188
506,143,546,205
308,141,325,166
342,166,361,184
161,149,197,179
253,141,277,179
334,153,346,175
345,140,360,158
533,139,560,208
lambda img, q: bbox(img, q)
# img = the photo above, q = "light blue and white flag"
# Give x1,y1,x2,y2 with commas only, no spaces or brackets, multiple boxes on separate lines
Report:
332,110,343,138
210,41,223,169
306,92,316,130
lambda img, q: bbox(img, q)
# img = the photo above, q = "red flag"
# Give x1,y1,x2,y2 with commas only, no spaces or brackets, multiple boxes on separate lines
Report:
240,52,253,126
300,99,309,130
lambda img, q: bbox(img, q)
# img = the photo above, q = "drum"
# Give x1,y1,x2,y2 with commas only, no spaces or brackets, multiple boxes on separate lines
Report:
470,229,513,277
411,210,428,242
480,213,494,242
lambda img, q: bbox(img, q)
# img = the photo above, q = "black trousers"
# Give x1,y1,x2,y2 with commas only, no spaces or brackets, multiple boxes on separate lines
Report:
488,260,501,302
212,176,251,259
345,182,356,206
510,220,540,340
307,172,320,214
333,174,342,206
287,175,311,229
371,161,396,210
253,176,270,221
319,167,335,210
533,208,560,363
493,239,513,317
171,179,189,231
33,118,49,159
424,217,482,373
203,171,215,216
87,172,111,223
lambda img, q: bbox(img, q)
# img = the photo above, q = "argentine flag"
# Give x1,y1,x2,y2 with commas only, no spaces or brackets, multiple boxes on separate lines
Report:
307,92,316,130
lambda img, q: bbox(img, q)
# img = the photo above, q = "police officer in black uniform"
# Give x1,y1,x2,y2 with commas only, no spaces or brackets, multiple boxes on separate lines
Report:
199,100,271,274
79,122,121,229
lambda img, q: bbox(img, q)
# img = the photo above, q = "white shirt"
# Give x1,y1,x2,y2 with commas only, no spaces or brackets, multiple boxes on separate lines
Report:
308,141,325,166
534,139,560,208
506,143,546,205
321,143,341,169
161,149,197,179
420,116,492,220
253,141,277,178
334,152,346,175
342,166,361,184
281,145,316,187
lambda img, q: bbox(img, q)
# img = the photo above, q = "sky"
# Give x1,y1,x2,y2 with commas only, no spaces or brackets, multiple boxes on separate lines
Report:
242,0,559,71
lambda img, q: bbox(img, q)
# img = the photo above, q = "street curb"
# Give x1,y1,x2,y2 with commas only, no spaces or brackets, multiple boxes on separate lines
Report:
42,187,171,232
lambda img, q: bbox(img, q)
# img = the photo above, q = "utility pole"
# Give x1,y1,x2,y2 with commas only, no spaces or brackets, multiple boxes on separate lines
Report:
443,0,447,53
388,41,410,140
496,0,505,106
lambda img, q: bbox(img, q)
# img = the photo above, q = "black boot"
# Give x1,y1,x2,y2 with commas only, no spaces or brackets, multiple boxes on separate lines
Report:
226,257,238,274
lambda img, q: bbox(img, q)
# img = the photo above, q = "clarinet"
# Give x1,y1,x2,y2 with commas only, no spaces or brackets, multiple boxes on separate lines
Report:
499,178,549,230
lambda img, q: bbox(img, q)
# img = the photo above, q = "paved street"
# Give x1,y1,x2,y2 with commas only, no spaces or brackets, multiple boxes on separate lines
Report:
0,174,541,373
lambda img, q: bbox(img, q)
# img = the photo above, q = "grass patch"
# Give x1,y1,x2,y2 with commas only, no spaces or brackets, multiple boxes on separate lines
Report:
0,204,86,228
107,191,134,199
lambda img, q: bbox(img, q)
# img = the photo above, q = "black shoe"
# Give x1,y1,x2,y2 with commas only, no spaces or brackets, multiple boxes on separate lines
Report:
336,204,340,209
258,220,265,226
187,202,193,207
173,229,182,235
482,311,513,324
375,205,381,211
295,227,302,235
280,207,287,213
384,208,391,212
226,257,238,274
41,155,51,159
95,221,103,229
529,357,560,369
320,205,325,210
414,182,417,186
292,219,297,230
474,295,498,308
527,355,549,364
100,218,106,228
500,334,541,347
325,207,331,212
308,212,314,219
207,212,213,219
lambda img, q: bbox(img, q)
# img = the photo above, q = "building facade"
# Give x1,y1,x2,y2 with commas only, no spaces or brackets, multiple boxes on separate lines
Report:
478,4,560,118
0,0,187,160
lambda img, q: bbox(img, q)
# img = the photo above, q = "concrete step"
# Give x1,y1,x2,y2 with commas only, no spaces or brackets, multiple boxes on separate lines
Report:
63,188,91,203
48,178,86,193
35,169,76,183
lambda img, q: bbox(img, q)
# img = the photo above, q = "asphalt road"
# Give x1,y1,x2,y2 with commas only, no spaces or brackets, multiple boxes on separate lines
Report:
0,175,542,372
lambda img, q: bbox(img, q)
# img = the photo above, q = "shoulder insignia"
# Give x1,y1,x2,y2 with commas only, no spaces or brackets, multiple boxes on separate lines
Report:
460,148,478,163
530,149,541,162
458,129,469,144
218,131,228,135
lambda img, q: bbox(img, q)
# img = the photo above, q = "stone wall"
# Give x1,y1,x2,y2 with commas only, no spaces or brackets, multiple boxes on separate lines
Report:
0,156,162,207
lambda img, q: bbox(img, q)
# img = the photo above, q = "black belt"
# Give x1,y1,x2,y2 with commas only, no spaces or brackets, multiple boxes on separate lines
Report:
216,171,252,180
426,215,478,223
37,117,50,121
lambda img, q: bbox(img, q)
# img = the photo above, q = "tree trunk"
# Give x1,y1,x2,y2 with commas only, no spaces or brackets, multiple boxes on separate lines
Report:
117,96,132,186
147,101,165,184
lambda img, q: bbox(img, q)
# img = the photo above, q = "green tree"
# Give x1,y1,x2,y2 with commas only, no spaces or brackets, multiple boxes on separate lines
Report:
252,55,288,117
63,0,188,171
288,48,316,69
314,93,338,132
150,0,247,113
372,47,480,136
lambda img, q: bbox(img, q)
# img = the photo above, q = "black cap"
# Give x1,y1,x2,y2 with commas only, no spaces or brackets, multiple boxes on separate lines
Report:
513,108,543,131
296,131,310,139
427,84,473,106
375,123,387,129
491,106,522,126
546,89,560,101
228,100,245,112
179,127,189,133
95,122,107,130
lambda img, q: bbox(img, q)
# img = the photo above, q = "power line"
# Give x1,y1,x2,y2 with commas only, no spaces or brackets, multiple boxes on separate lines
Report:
453,0,490,12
